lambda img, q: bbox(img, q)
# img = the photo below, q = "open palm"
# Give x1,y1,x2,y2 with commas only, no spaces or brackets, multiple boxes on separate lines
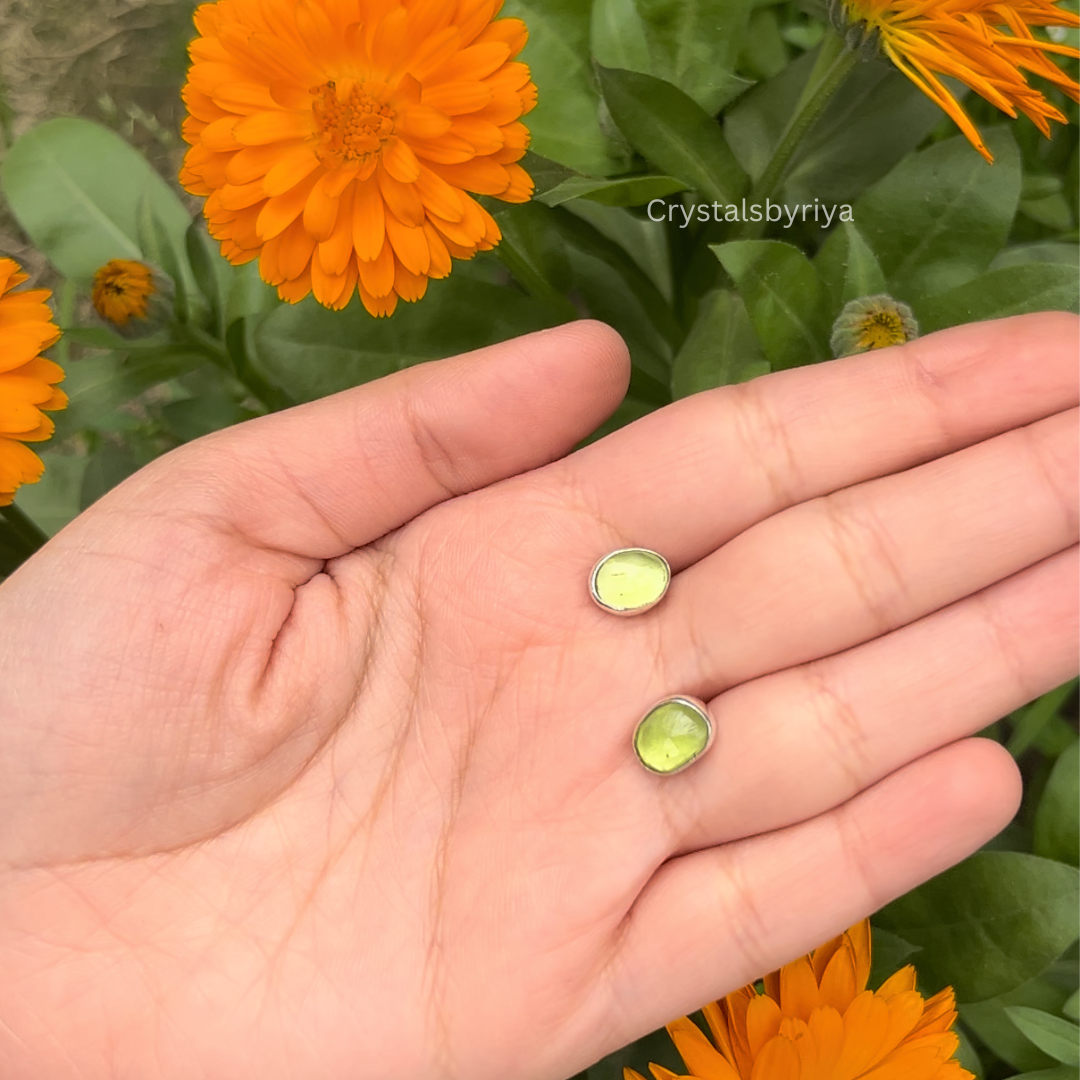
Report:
0,314,1075,1080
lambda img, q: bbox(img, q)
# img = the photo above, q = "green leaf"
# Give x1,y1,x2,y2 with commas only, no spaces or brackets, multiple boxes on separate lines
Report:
10,453,86,539
592,0,754,114
536,174,689,208
1020,193,1075,232
956,1024,986,1080
60,326,172,352
591,0,652,75
725,51,941,196
913,264,1080,334
596,66,748,206
137,191,183,289
548,205,680,385
853,127,1022,301
1002,1070,1080,1080
1006,1008,1080,1065
251,276,556,403
1034,740,1080,868
782,63,944,206
1065,991,1080,1023
814,220,888,309
636,0,754,111
991,243,1080,272
740,6,789,82
562,199,673,301
79,439,141,511
964,973,1077,1072
502,0,626,174
518,151,579,197
185,221,226,335
670,290,768,398
1009,682,1079,759
52,349,210,440
711,239,829,369
494,201,577,320
867,926,922,991
225,317,295,413
875,851,1080,1003
1,118,192,283
224,260,281,326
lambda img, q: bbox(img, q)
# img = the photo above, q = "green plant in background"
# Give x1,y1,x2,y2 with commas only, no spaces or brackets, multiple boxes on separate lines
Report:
0,1,1076,1078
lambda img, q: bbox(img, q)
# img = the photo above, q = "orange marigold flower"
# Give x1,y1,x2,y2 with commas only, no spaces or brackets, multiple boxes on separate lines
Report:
626,920,974,1080
837,0,1080,163
0,258,67,507
91,259,157,327
179,0,537,317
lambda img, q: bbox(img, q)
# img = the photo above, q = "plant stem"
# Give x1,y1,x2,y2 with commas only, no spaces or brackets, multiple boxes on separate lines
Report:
0,503,48,575
736,30,859,240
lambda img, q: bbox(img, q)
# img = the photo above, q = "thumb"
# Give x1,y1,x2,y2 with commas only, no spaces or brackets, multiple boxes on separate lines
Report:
147,319,629,557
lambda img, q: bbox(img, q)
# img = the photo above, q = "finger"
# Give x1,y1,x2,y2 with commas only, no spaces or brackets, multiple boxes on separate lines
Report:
117,321,630,559
666,545,1077,849
603,738,1021,1053
657,405,1078,692
560,313,1079,568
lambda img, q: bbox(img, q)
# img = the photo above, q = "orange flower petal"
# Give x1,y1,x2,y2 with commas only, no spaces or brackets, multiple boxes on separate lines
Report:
430,157,509,195
385,212,431,276
357,238,397,298
234,109,314,145
749,1034,800,1080
423,80,495,114
257,170,320,240
451,115,505,154
382,136,422,183
668,1017,742,1080
358,276,398,317
393,259,429,303
353,177,387,262
421,221,453,278
746,994,784,1057
263,143,322,196
376,163,426,226
304,173,343,241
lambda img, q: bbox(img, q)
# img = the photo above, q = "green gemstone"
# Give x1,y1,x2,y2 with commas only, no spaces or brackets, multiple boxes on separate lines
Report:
591,548,670,614
633,698,712,774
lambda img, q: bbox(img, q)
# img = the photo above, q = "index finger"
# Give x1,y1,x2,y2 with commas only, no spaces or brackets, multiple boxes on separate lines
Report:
559,312,1079,567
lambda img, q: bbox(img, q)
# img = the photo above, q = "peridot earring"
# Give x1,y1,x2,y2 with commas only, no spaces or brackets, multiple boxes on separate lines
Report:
589,548,671,616
633,696,714,775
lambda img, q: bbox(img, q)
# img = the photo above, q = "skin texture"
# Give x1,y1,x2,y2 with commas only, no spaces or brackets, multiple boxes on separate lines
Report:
0,313,1075,1080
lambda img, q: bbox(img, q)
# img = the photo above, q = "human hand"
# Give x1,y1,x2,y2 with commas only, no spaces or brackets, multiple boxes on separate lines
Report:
0,313,1075,1080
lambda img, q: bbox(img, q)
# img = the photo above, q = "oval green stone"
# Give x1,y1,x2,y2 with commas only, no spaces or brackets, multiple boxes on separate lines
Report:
592,548,670,614
633,698,712,774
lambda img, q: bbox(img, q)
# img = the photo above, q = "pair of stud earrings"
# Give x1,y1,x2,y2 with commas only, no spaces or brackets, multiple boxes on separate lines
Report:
589,548,714,776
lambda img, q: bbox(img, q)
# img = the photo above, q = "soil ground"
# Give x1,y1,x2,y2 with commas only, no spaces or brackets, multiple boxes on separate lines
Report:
0,0,199,286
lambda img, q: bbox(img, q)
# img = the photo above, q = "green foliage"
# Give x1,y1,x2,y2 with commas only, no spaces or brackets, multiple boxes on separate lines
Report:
596,65,748,205
1,118,192,285
0,4,1076,1077
874,852,1079,1004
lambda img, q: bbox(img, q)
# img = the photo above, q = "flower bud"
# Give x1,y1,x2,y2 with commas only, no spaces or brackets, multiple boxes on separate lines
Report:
830,293,919,358
91,259,173,337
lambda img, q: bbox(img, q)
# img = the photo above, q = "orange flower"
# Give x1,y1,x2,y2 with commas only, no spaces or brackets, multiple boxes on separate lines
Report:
837,0,1080,163
626,920,974,1080
179,0,536,317
91,259,156,327
0,258,66,506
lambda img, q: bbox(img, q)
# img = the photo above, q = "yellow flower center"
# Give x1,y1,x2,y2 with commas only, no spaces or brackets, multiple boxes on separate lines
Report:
857,310,907,349
311,79,397,167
